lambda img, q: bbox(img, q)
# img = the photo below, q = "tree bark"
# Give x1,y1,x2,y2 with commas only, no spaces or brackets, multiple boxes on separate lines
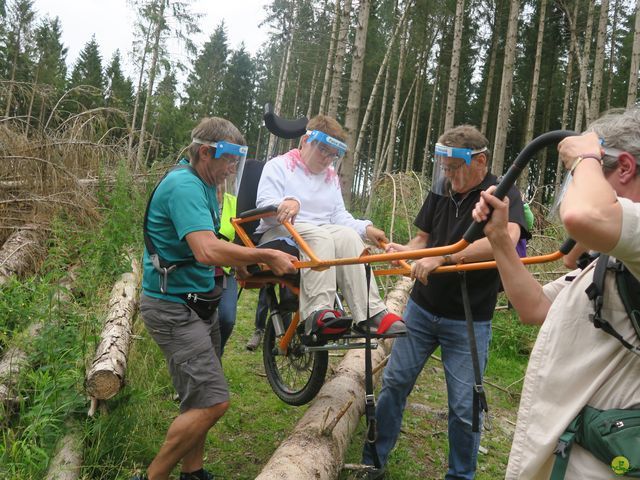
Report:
319,0,341,115
85,259,141,402
491,0,520,176
605,0,620,111
0,224,47,286
327,0,352,118
517,0,548,194
480,0,503,137
628,0,640,108
573,0,595,133
45,421,83,480
421,65,439,180
341,0,371,207
385,21,408,173
306,65,319,119
136,0,166,170
588,0,609,124
444,0,465,131
266,31,294,159
128,16,153,164
255,277,413,480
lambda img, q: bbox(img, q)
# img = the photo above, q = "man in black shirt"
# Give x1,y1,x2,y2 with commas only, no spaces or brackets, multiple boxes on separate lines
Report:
362,125,528,479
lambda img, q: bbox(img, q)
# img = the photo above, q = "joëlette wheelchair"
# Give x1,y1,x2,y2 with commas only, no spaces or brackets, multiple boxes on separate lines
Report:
232,104,577,407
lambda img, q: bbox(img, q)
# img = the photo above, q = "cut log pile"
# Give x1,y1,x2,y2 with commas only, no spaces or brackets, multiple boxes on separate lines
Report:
256,277,413,480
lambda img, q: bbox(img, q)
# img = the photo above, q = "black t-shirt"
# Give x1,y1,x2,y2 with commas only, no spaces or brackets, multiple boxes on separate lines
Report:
410,172,528,320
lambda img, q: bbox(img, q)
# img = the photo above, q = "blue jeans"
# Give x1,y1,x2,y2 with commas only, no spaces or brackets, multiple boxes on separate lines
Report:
362,298,491,480
217,274,238,355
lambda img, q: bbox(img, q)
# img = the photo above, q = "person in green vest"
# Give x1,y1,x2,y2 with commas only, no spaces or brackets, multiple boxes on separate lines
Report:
216,189,238,354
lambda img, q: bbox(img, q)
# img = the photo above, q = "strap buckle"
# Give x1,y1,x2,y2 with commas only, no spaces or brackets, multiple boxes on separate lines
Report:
151,254,177,294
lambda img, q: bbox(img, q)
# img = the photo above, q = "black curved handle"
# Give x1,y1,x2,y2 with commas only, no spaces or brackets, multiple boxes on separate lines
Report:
263,103,308,139
463,130,579,243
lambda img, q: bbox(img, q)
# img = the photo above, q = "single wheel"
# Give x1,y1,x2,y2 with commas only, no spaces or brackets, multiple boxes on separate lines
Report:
262,315,329,406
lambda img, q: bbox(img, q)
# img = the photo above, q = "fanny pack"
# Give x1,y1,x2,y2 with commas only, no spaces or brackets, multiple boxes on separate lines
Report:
178,276,225,320
552,405,640,478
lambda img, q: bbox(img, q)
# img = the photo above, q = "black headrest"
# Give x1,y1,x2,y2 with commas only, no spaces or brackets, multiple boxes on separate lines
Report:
235,159,266,242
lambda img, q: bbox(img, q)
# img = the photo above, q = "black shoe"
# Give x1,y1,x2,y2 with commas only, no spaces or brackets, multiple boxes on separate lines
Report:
353,311,407,337
180,468,214,480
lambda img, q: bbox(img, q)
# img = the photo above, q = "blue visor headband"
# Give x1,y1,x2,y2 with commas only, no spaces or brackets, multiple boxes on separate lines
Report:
434,143,487,164
193,138,248,159
306,130,347,156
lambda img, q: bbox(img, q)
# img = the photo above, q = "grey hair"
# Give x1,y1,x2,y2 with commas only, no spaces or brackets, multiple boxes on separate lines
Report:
188,117,245,165
587,108,640,173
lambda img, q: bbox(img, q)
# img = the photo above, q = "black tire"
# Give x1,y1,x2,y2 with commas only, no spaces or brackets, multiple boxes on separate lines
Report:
262,316,329,406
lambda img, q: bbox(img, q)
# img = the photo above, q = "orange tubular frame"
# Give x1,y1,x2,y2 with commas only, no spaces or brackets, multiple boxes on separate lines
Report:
231,213,566,277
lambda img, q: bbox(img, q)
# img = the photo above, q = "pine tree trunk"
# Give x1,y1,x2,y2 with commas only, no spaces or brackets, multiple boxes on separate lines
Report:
0,225,47,285
267,29,294,159
327,0,352,118
444,0,465,131
255,277,413,480
85,261,141,402
353,4,411,183
385,22,408,173
605,0,620,111
128,16,152,164
306,65,319,119
136,0,166,171
374,65,391,176
319,0,341,115
574,0,595,132
406,61,424,173
4,29,21,118
341,0,371,207
480,0,503,136
628,0,640,108
588,0,609,124
555,1,579,201
492,0,521,176
517,0,547,194
25,66,40,137
421,64,439,180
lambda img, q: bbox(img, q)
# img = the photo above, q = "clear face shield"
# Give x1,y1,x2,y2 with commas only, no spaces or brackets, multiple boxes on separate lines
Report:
192,137,248,194
430,143,487,195
305,129,347,172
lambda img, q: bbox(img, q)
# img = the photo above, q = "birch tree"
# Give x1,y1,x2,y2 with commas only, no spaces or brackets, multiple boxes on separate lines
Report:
327,0,352,118
588,0,609,124
444,0,465,131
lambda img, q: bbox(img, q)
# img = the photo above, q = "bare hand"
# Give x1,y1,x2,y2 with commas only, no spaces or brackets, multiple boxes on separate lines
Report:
276,199,300,224
471,185,510,240
265,249,297,276
385,241,409,266
557,132,602,170
411,256,445,285
366,225,388,245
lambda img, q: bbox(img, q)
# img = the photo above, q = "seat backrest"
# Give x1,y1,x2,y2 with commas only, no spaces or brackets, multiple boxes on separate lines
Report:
234,159,266,243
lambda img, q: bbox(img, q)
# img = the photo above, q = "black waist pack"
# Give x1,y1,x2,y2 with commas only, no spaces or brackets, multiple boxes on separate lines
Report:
180,276,224,320
300,309,352,346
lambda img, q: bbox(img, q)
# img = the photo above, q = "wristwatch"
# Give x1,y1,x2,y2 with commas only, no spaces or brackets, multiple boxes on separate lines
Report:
443,254,454,265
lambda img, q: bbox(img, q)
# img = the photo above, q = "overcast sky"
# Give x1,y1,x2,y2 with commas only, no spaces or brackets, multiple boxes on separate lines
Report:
32,0,271,79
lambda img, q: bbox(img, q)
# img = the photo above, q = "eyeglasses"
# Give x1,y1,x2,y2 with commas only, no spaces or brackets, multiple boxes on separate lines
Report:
316,143,341,162
600,146,639,170
439,160,466,173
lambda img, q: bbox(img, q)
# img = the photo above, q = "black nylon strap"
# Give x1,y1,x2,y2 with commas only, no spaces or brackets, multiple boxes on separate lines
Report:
364,263,381,469
459,271,488,433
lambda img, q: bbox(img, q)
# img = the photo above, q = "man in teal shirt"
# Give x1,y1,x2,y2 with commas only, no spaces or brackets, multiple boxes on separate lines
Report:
136,117,296,480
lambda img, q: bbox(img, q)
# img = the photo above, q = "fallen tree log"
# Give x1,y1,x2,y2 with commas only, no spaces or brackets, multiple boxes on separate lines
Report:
0,266,79,420
0,224,47,285
255,277,413,480
45,421,83,480
85,259,141,404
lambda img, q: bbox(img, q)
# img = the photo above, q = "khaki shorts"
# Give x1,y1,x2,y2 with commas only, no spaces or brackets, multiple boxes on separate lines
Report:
140,294,229,412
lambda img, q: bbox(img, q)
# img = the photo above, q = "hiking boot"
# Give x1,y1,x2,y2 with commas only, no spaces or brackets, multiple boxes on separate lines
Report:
246,329,264,351
180,468,214,480
354,311,406,336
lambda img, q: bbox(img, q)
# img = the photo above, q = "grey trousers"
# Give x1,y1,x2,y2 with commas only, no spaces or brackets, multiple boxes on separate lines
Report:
260,223,387,323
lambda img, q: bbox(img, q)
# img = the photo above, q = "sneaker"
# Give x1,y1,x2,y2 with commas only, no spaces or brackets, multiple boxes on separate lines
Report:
354,311,406,336
180,469,214,480
246,329,264,351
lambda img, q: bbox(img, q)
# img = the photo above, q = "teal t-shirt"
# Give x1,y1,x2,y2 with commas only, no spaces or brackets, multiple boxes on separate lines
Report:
142,161,220,303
